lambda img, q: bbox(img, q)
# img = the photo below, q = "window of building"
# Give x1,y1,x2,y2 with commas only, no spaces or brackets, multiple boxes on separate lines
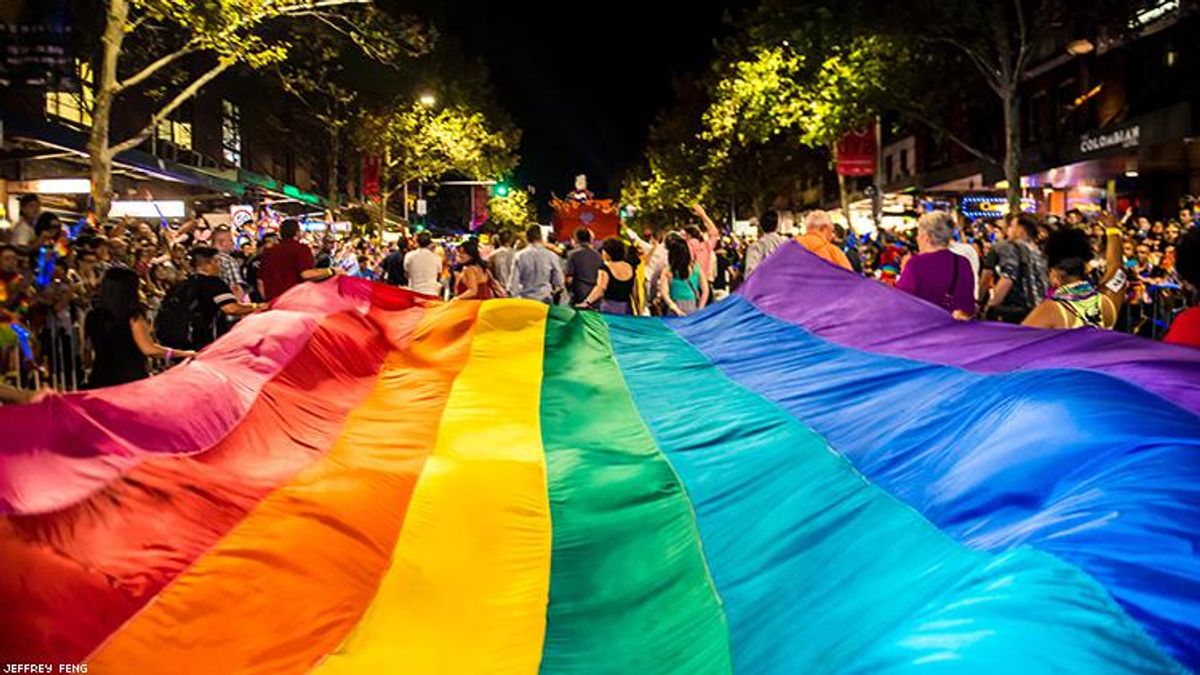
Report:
885,155,894,183
45,61,94,127
221,100,242,166
899,149,910,176
156,118,193,150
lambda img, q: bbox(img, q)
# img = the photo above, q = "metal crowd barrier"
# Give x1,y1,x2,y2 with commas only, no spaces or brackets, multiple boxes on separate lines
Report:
2,315,84,393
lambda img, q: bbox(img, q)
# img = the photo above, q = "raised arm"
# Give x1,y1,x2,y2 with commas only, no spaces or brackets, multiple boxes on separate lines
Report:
692,204,719,245
1098,213,1124,287
623,226,651,255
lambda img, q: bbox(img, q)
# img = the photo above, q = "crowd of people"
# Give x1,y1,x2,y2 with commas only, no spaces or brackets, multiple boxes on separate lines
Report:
2,190,1198,404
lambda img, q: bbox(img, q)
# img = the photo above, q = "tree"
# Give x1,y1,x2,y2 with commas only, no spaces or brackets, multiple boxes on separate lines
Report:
357,101,519,231
748,0,1156,211
268,9,430,205
86,0,427,219
487,188,535,231
698,40,887,225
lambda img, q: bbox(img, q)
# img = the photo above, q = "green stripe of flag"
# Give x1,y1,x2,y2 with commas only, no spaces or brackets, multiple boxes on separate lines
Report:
537,308,732,675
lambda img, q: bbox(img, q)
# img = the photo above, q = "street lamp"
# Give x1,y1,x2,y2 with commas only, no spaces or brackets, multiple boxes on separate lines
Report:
419,92,437,107
1066,39,1094,55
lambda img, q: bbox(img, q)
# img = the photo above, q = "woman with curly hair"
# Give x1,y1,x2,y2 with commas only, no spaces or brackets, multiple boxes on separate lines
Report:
1022,216,1125,330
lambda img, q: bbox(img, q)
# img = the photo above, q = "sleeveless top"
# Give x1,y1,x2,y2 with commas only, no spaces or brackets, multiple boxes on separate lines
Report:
668,267,702,301
85,309,148,388
1052,281,1113,329
455,265,494,300
602,263,635,303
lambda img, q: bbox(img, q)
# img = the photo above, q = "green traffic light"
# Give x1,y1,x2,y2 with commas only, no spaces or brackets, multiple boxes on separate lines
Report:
494,183,510,197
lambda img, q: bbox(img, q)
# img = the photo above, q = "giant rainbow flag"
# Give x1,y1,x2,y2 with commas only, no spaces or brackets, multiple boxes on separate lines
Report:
2,242,1198,674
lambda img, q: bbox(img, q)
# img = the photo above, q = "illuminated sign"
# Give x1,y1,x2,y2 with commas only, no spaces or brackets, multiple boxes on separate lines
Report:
230,204,254,227
960,195,1035,220
1134,0,1178,27
1079,125,1139,154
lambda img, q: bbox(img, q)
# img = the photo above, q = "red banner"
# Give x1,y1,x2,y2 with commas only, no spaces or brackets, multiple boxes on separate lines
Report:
836,127,876,177
470,185,489,230
362,155,381,199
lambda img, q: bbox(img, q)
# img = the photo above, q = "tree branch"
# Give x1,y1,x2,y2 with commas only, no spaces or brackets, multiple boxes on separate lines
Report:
1012,0,1032,77
923,36,1004,95
115,44,199,93
119,0,370,97
109,60,233,156
895,103,1000,166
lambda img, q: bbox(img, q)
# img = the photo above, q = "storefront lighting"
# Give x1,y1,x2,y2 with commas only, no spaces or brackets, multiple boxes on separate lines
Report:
1066,39,1095,55
109,200,186,219
7,178,91,194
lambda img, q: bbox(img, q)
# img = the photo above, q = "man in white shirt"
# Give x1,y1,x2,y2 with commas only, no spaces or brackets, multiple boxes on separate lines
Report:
10,195,40,248
948,216,981,304
404,231,442,296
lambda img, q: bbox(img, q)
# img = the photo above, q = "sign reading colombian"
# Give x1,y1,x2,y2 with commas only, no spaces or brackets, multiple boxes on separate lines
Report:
1079,125,1140,155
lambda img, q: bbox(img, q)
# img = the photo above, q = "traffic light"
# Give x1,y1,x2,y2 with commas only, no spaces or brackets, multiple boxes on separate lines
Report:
492,182,510,198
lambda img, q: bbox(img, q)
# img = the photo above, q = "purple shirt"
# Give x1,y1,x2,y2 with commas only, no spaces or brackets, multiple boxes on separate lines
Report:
896,249,975,315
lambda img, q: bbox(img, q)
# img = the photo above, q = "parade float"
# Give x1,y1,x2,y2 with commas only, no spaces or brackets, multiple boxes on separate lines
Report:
550,174,621,242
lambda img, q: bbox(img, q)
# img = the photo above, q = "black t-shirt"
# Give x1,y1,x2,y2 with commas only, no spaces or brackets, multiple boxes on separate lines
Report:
981,247,1000,274
85,308,148,388
382,250,407,286
244,253,266,302
189,274,238,349
565,246,602,305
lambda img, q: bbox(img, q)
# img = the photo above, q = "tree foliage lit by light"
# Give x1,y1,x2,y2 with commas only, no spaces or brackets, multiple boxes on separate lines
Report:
622,37,891,225
701,39,889,160
488,188,535,230
358,101,519,228
85,0,430,219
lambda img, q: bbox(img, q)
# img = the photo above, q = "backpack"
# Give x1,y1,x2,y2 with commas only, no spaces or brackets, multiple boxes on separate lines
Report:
155,277,202,349
487,268,509,299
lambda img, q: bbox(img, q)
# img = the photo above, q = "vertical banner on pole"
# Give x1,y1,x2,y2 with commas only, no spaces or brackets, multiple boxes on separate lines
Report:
836,127,876,177
470,185,489,230
362,156,381,199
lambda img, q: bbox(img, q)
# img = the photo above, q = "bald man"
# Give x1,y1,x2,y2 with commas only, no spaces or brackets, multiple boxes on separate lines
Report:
795,210,853,271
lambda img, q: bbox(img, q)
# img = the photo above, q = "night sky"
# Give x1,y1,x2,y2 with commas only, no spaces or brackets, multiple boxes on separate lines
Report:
411,1,746,209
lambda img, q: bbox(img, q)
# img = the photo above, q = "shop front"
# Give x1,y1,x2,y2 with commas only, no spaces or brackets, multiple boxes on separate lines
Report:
1026,102,1198,219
